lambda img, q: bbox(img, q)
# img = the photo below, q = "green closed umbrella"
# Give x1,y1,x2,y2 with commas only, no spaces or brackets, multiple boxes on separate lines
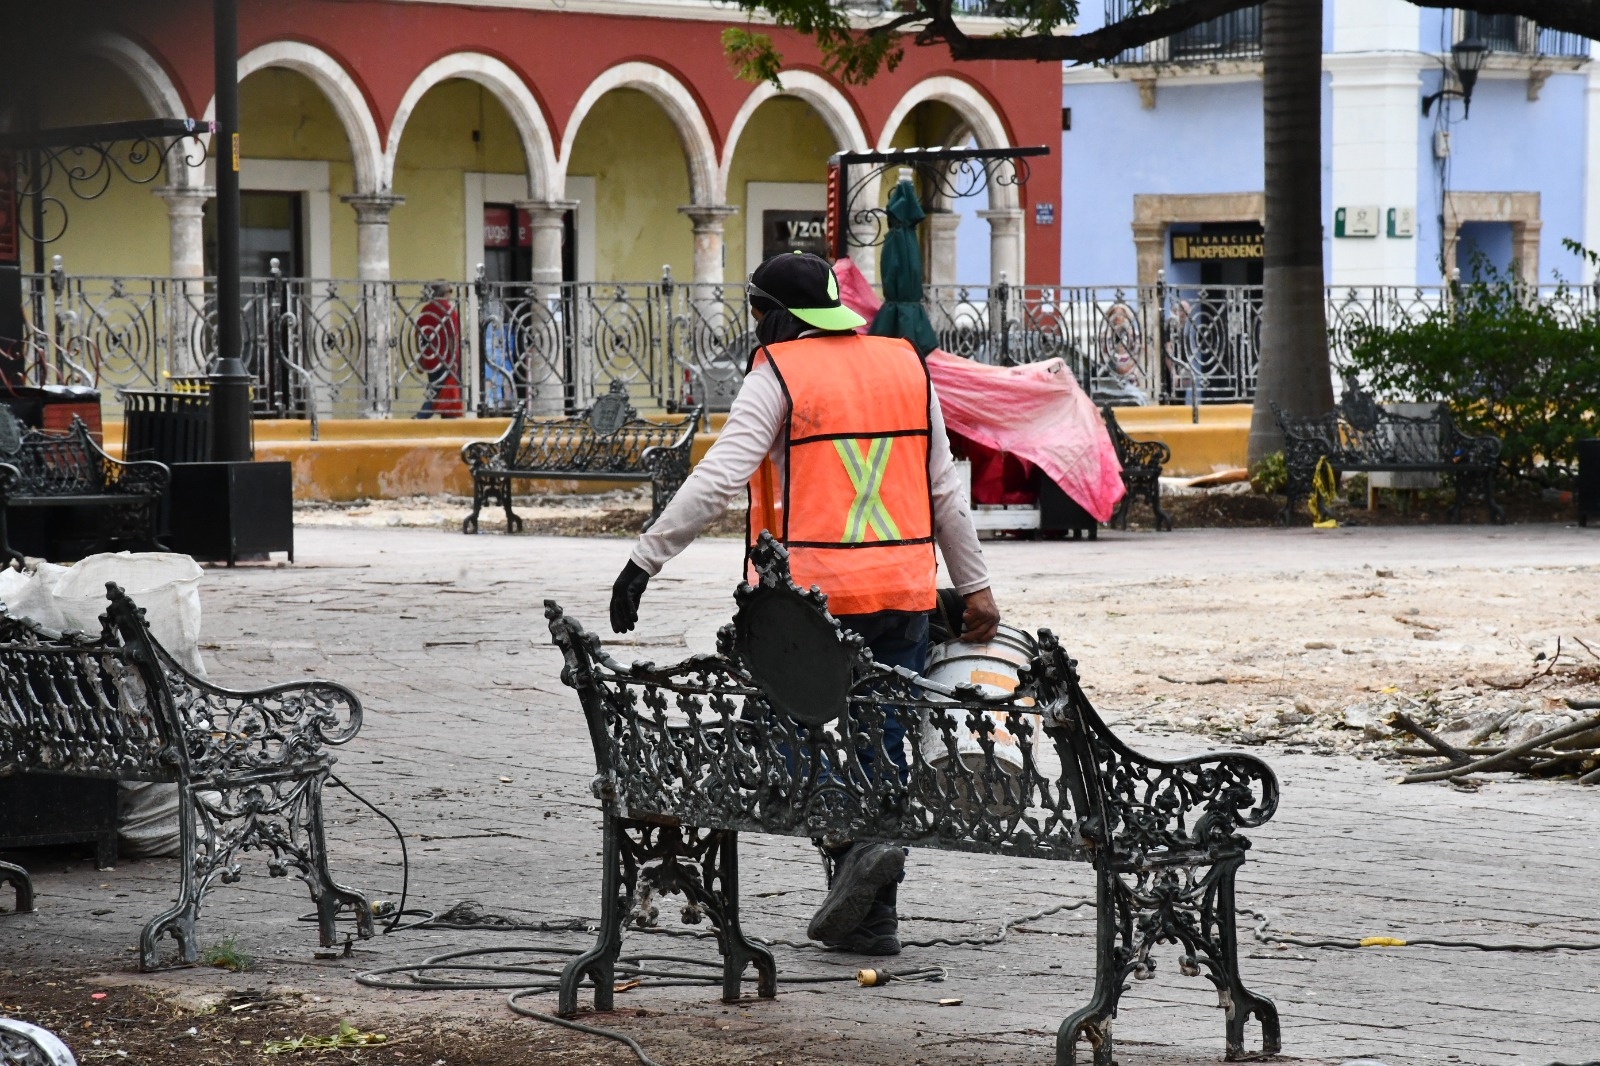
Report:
869,176,940,355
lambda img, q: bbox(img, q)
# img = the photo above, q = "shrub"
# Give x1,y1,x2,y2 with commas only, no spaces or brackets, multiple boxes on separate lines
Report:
1342,257,1600,488
1249,451,1287,496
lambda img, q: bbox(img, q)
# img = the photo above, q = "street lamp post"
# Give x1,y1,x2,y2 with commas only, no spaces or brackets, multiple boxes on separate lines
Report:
209,0,252,462
1421,38,1489,118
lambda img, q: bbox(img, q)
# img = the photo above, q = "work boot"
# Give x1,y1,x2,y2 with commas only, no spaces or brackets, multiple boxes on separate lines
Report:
826,898,901,956
807,843,903,944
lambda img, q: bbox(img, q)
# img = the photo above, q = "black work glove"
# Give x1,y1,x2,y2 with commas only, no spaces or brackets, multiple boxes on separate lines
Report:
610,561,651,633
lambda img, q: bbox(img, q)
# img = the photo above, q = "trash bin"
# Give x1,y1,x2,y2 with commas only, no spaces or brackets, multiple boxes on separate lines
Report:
121,388,212,464
0,384,103,442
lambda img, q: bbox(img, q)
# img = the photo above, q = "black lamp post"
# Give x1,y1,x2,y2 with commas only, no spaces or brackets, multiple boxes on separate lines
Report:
1422,38,1489,118
209,0,252,463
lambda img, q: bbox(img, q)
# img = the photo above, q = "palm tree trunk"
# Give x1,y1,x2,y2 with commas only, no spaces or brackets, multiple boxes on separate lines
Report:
1248,0,1334,465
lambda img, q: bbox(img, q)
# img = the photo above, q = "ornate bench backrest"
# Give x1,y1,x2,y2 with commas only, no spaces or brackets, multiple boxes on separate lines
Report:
549,533,1098,860
7,418,105,495
0,587,179,780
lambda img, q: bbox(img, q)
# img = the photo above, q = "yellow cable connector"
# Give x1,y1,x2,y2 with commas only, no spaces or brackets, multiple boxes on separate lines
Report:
1359,936,1407,947
857,968,887,987
1309,456,1339,529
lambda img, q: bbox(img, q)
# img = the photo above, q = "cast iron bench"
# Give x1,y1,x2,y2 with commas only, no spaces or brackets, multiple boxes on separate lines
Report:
0,1017,76,1065
0,585,373,970
545,533,1281,1066
1101,406,1172,531
1271,380,1503,525
0,408,170,567
461,381,700,534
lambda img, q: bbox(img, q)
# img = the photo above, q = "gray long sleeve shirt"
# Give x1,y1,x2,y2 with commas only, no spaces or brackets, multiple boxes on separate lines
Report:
629,361,991,595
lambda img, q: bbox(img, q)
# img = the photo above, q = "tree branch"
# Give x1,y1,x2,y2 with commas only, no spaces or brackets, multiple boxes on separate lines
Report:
926,0,1268,63
1406,0,1600,42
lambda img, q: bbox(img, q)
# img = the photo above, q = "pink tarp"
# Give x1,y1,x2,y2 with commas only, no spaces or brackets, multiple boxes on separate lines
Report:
833,258,1126,523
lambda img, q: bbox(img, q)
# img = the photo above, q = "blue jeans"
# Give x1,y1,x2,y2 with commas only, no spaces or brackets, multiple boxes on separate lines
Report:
835,610,930,782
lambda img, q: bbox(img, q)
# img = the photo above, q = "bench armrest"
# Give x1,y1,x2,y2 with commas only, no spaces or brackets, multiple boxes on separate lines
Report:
1441,416,1502,467
1053,649,1277,854
461,439,501,472
0,461,20,499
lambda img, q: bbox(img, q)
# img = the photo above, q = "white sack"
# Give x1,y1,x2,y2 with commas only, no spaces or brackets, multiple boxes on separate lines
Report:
53,552,206,677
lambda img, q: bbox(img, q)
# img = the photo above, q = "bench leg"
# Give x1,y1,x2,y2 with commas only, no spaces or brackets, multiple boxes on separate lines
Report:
710,830,776,1003
301,774,375,947
559,812,627,1017
1148,481,1173,532
1057,865,1124,1066
0,860,33,914
1210,857,1281,1061
140,784,203,970
463,478,485,534
0,508,22,570
501,478,523,534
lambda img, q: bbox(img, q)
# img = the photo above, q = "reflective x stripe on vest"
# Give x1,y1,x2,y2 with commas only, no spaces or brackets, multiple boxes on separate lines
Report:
833,437,901,542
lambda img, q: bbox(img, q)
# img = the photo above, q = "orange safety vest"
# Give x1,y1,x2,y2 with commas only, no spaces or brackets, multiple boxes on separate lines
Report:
748,334,936,616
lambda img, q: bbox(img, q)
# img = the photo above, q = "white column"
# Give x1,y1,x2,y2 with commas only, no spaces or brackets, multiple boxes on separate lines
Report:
153,184,214,376
340,193,404,281
925,210,961,287
518,200,577,286
977,207,1024,288
515,200,577,415
1328,1,1424,286
677,204,740,285
340,194,403,415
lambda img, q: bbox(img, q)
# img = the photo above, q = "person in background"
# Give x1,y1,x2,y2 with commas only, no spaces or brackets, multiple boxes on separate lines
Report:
415,281,463,418
608,251,998,956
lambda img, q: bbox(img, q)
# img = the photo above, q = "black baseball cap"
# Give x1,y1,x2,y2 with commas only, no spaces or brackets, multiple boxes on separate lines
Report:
747,251,866,332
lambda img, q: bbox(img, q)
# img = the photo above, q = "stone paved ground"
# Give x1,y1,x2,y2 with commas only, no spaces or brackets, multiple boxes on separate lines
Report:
3,524,1598,1066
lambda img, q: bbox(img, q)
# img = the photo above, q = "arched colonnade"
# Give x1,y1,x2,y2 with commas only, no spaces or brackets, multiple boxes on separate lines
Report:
89,34,1024,287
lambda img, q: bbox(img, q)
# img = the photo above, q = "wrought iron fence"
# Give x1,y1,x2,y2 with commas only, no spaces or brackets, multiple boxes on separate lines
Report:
19,265,1600,417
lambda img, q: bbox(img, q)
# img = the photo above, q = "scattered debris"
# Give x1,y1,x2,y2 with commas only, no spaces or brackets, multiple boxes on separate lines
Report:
263,1020,387,1054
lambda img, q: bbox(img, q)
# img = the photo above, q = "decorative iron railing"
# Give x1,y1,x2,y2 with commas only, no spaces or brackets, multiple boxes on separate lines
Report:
1457,10,1592,59
17,265,1600,417
1106,0,1264,64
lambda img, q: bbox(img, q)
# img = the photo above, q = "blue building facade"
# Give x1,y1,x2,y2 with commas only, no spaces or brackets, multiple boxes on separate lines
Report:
1060,1,1597,290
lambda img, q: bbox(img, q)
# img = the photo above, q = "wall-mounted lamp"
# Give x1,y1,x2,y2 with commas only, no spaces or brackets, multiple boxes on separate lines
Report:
1422,38,1488,118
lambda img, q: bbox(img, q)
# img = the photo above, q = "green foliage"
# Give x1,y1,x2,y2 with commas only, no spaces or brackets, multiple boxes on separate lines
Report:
1249,451,1287,496
201,934,252,972
722,28,785,87
1343,256,1600,488
720,0,1086,85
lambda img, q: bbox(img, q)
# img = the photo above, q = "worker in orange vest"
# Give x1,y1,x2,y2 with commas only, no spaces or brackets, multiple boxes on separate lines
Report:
611,251,997,955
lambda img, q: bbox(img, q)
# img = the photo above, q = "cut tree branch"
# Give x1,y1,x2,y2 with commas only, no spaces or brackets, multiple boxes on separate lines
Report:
1404,0,1600,42
929,0,1267,63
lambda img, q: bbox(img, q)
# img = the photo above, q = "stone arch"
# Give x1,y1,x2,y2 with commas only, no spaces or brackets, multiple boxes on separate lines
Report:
877,75,1017,210
559,61,718,204
215,40,384,193
718,70,869,193
85,34,185,119
84,35,206,190
384,52,558,199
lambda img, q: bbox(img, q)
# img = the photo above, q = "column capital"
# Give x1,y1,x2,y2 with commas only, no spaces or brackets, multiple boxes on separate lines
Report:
923,210,963,234
153,184,215,206
515,199,578,222
976,207,1024,226
340,193,405,223
678,204,739,231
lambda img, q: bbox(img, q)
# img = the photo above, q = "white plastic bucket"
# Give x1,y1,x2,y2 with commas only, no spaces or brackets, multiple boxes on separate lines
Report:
917,627,1038,815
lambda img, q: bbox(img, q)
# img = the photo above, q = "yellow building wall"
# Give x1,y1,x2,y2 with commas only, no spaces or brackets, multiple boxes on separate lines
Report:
32,60,170,278
567,90,693,282
724,96,837,274
390,80,528,282
239,68,359,279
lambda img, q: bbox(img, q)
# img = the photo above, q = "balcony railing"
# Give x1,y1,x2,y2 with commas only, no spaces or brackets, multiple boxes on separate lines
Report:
1107,0,1263,64
1459,10,1591,59
17,264,1600,416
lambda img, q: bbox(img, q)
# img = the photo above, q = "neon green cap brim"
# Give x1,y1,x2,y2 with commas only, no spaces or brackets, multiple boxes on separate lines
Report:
791,304,867,331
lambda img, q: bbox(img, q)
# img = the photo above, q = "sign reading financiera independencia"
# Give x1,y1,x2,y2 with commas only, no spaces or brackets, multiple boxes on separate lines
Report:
1170,232,1263,262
